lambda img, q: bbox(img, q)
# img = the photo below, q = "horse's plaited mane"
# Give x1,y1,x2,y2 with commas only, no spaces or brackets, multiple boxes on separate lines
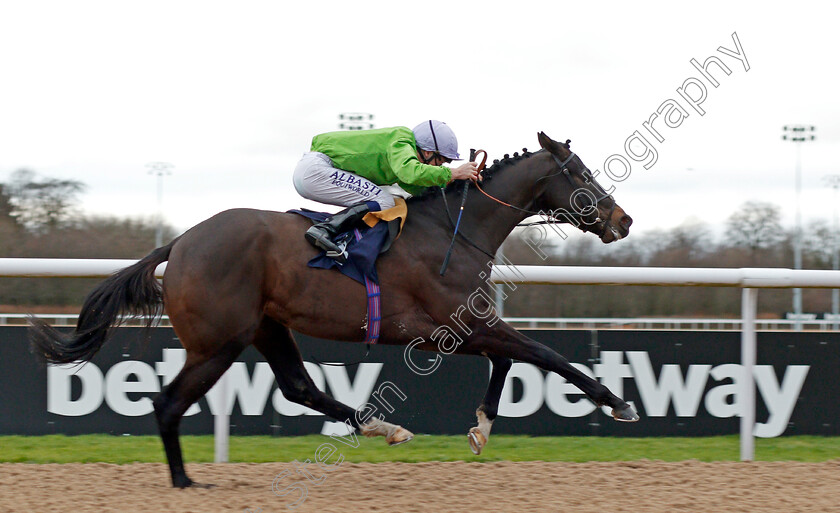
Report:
479,138,571,180
407,146,547,205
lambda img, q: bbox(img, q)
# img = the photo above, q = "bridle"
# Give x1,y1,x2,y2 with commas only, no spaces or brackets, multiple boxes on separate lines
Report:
438,148,619,262
546,152,617,230
474,150,617,234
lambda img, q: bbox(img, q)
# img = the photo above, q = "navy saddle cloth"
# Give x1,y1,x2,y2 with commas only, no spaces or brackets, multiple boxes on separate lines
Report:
290,201,391,285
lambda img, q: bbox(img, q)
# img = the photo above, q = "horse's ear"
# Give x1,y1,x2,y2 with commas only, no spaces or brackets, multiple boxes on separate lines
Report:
537,131,563,155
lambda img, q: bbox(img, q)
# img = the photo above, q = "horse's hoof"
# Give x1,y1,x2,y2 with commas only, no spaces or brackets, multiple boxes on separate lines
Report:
612,404,640,422
173,476,215,489
387,426,414,446
173,476,192,489
467,427,487,455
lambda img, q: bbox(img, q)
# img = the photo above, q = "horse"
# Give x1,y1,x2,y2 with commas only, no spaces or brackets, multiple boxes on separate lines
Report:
30,132,637,488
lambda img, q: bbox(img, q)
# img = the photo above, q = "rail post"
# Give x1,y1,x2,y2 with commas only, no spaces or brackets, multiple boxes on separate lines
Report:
740,287,758,461
214,372,229,462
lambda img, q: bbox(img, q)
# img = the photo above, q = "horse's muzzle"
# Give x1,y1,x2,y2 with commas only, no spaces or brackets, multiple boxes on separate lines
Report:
599,210,632,243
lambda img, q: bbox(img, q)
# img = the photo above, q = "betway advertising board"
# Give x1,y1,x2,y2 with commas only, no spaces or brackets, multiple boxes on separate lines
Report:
1,327,836,437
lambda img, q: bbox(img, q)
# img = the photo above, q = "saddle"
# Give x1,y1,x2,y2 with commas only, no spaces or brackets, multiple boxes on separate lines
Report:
290,199,407,345
290,198,407,286
361,198,407,251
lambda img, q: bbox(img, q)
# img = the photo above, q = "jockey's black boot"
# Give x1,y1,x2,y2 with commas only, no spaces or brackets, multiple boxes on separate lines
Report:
305,203,371,263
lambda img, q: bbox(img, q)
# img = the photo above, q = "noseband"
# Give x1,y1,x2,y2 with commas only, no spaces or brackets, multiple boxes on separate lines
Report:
439,149,621,263
546,153,617,235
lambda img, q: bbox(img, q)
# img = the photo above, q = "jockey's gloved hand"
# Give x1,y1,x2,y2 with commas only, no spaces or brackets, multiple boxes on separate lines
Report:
450,162,480,182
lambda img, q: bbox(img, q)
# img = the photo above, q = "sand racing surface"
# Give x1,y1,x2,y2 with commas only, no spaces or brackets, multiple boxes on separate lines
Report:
3,460,840,512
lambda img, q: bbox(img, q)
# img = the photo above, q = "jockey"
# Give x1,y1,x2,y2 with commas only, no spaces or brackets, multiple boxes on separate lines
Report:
293,120,480,259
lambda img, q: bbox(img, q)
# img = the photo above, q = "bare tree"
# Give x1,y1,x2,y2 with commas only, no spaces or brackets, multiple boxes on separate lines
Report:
802,223,835,269
725,201,784,255
7,169,86,233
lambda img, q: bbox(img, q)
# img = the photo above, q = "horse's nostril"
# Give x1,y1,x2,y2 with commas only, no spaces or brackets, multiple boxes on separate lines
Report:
620,215,633,229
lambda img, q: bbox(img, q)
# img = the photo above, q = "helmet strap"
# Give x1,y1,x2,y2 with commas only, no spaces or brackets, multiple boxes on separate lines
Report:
418,121,444,164
419,149,435,164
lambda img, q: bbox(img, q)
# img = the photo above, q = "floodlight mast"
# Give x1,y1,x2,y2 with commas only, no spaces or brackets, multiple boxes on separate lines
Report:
146,162,173,248
824,174,840,327
781,125,816,331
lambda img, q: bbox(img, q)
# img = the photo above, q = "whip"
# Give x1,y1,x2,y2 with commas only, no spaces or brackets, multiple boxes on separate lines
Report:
439,149,487,276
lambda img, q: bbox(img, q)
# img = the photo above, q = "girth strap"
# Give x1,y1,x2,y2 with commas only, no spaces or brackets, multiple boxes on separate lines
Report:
354,227,381,343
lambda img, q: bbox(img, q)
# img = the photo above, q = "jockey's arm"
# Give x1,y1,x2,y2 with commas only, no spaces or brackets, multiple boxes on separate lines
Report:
387,138,452,187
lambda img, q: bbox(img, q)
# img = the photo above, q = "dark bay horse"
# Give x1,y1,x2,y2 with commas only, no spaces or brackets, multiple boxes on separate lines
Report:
30,132,637,488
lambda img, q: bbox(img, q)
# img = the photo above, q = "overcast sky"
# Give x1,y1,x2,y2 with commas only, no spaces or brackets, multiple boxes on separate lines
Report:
1,1,839,242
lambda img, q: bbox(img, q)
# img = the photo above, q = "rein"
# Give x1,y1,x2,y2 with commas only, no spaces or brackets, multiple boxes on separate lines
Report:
440,150,489,275
436,148,618,272
473,151,576,217
475,151,616,229
439,186,497,260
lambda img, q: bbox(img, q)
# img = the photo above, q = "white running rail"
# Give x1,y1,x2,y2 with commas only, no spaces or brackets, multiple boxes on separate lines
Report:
4,259,840,462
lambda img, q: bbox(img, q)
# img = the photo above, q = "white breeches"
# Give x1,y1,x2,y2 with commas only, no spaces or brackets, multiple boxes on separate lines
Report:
293,152,396,210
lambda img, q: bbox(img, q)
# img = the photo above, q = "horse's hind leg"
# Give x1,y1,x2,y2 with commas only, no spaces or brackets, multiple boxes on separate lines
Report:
467,324,639,422
467,354,511,455
253,321,413,445
153,339,246,488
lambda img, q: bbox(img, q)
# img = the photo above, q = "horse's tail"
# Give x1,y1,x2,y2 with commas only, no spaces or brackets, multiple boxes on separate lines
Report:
29,239,178,365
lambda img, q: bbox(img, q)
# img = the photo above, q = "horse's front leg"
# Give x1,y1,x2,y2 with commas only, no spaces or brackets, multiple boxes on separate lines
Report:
463,323,639,423
466,354,511,455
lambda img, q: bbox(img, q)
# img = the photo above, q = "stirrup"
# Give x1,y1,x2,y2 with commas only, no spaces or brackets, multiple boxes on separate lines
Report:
305,226,349,264
325,243,349,264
